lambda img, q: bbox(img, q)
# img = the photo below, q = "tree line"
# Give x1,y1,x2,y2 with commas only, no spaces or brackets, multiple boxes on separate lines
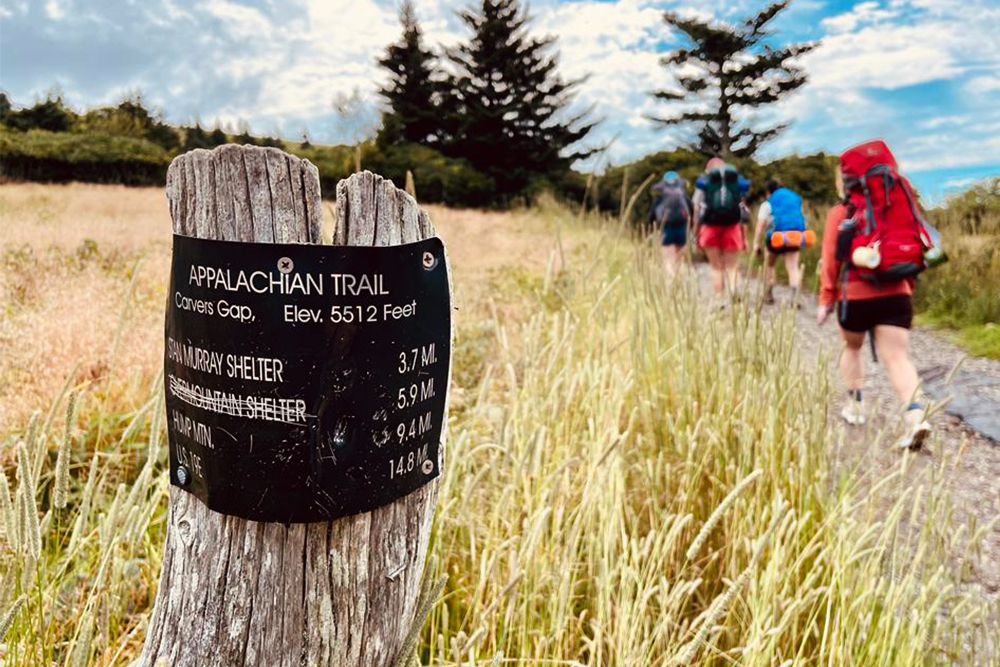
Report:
1,0,832,208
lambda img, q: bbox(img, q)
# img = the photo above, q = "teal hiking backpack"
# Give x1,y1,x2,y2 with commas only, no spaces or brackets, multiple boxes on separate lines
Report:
702,165,742,226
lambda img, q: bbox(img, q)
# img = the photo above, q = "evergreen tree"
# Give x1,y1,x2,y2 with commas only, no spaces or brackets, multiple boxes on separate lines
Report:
0,93,13,124
235,120,253,145
209,126,228,146
182,122,211,151
442,0,595,201
377,0,440,145
6,93,76,132
650,1,816,159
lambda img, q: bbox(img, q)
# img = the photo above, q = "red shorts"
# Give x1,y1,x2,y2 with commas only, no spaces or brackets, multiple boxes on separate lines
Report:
698,224,746,251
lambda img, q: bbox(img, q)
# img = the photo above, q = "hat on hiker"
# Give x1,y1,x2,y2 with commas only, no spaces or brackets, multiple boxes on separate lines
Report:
663,171,679,182
706,157,725,171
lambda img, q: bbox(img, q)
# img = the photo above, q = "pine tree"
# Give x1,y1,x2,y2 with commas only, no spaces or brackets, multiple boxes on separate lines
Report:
650,1,817,159
442,0,595,201
209,126,228,147
235,121,253,145
377,0,440,146
183,122,210,151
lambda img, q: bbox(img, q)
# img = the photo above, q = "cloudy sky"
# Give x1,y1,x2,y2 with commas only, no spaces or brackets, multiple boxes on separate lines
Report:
2,0,998,201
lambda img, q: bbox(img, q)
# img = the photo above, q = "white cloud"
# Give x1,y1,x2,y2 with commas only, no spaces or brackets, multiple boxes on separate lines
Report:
941,175,981,190
966,75,1000,95
44,0,65,20
820,0,897,33
6,0,1000,178
204,0,272,38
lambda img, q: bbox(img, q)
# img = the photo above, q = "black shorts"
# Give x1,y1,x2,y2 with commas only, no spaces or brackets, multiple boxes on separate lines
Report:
837,294,913,332
766,245,799,255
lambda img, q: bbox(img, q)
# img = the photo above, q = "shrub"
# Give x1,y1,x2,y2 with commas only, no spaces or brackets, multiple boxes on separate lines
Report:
0,128,170,185
366,142,495,207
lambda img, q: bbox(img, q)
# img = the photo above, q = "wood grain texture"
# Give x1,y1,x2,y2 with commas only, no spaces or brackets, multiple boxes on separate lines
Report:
139,149,441,667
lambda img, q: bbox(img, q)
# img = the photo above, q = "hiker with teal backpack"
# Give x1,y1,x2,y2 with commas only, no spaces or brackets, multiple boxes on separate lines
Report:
752,179,816,306
694,158,751,301
816,140,944,450
650,171,692,277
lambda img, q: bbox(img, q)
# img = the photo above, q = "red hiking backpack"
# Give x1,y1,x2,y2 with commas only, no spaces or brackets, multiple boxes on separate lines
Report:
836,140,937,282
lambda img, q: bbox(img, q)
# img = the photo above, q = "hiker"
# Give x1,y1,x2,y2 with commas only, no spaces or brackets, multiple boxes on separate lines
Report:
650,171,692,277
752,179,812,306
694,158,750,300
816,140,938,450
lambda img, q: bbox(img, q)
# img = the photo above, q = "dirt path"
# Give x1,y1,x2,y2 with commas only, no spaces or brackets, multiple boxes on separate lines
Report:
692,260,999,625
761,274,1000,601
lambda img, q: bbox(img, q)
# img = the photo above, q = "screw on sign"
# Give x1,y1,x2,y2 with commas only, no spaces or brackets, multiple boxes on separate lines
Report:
139,147,451,667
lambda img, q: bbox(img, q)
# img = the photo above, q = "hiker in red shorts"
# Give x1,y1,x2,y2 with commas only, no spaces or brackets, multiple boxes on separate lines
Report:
816,140,938,450
693,158,750,300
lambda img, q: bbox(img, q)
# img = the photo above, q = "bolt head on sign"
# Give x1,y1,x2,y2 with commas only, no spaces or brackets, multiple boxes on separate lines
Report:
164,235,450,523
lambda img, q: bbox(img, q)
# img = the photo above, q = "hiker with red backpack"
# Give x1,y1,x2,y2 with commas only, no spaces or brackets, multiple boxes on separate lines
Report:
650,171,692,277
752,179,816,306
816,140,942,450
693,157,751,300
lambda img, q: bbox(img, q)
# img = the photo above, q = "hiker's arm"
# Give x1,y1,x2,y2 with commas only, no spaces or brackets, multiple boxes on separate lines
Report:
818,205,845,312
752,212,765,253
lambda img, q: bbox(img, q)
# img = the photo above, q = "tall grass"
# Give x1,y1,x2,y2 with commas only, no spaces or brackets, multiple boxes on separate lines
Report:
0,200,996,666
916,178,1000,357
422,205,997,665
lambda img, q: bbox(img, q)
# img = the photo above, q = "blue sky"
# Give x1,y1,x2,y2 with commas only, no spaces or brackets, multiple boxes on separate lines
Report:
1,0,998,203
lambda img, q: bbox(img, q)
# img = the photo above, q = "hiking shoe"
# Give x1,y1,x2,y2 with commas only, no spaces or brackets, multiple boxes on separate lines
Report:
840,400,866,426
763,290,776,306
895,409,931,451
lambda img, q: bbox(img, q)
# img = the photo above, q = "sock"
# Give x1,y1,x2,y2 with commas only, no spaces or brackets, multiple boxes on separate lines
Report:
906,401,922,412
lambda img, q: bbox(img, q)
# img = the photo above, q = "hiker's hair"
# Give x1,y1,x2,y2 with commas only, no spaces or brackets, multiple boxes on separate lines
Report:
834,167,846,201
766,179,782,194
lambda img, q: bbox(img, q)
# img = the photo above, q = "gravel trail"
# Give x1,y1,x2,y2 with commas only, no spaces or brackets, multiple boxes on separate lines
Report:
696,262,999,624
767,275,1000,603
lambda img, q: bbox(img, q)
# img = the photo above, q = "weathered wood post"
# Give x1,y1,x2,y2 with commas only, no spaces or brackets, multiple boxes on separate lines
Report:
139,145,444,667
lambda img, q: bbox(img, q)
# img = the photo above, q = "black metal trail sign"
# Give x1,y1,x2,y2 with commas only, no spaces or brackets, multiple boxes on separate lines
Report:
163,235,450,523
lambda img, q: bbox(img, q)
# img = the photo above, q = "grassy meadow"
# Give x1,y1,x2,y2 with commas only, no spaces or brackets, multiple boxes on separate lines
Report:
0,182,998,666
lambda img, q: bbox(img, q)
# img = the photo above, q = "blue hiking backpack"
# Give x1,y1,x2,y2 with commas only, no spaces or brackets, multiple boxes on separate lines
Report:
768,187,805,232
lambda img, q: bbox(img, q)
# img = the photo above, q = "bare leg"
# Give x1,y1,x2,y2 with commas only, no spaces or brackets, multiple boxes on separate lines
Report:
873,325,921,405
704,246,725,295
764,252,778,302
660,245,680,278
784,250,802,291
838,327,867,424
723,249,743,295
839,328,866,391
874,324,931,449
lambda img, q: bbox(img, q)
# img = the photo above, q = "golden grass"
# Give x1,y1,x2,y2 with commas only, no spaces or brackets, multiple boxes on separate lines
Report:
0,183,570,434
0,183,997,666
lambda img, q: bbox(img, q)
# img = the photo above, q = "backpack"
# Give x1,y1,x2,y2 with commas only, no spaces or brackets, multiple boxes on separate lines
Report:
767,187,806,233
835,140,938,283
653,178,690,227
701,165,742,226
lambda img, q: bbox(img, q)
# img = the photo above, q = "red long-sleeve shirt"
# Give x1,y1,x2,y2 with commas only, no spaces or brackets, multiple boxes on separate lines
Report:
818,204,912,307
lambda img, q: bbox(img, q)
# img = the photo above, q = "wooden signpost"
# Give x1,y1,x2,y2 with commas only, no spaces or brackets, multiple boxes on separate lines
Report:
138,145,444,667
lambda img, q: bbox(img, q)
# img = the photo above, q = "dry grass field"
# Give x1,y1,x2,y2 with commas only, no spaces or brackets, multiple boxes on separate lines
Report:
0,182,567,435
1,182,998,666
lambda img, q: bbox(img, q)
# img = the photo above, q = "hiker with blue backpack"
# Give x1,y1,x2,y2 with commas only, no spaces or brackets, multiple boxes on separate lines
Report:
816,140,943,451
751,179,816,306
693,157,751,300
649,171,692,277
